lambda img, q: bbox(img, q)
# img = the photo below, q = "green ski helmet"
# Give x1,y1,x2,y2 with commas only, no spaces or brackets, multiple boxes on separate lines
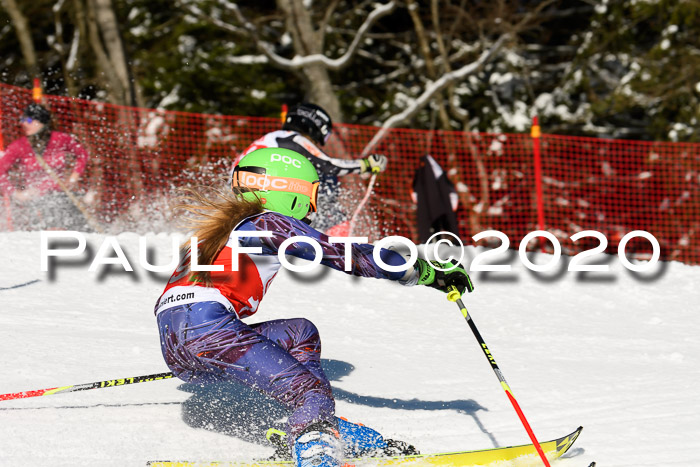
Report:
232,147,320,220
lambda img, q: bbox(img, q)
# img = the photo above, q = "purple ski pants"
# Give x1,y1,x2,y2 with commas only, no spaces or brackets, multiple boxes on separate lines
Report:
157,301,335,440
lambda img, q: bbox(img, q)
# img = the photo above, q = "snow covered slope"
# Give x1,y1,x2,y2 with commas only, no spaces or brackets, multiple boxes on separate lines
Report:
0,231,697,466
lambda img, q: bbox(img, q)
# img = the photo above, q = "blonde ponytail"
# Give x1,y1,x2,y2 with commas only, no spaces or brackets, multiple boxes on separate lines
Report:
175,184,263,283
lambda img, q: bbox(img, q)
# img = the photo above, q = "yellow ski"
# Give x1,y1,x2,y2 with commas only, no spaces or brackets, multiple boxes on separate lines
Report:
147,426,582,466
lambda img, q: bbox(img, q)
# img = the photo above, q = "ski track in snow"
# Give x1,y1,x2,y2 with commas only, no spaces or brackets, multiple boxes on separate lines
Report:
0,279,41,290
0,231,698,467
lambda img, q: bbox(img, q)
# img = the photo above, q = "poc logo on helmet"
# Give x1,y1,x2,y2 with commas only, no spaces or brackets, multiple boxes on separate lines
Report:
271,153,302,168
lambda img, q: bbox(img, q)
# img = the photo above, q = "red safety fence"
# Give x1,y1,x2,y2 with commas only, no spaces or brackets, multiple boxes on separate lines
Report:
1,83,699,264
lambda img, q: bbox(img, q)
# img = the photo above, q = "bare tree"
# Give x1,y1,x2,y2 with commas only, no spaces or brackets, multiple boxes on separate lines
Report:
50,0,80,96
85,0,135,106
183,0,397,123
362,0,560,234
1,0,39,78
84,0,143,201
362,34,509,153
405,0,452,131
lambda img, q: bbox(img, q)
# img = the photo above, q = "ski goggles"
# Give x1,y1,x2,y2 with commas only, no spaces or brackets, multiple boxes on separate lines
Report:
322,128,332,145
20,117,34,123
232,166,320,212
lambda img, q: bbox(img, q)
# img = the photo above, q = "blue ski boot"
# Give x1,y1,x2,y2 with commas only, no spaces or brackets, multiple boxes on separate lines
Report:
336,417,387,457
292,422,343,467
336,417,419,458
267,418,419,461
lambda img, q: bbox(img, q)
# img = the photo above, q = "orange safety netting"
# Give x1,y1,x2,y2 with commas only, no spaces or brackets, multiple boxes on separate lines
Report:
1,83,698,264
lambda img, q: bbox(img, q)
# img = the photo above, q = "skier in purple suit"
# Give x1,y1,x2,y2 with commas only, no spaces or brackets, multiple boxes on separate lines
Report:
155,148,474,467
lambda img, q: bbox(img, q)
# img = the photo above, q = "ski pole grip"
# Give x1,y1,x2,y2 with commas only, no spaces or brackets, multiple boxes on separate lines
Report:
446,285,461,302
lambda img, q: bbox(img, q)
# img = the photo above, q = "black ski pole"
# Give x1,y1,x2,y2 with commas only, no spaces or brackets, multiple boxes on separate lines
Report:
0,372,174,401
446,286,551,467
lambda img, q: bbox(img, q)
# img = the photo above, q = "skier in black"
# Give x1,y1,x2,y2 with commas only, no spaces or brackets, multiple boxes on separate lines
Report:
231,103,387,231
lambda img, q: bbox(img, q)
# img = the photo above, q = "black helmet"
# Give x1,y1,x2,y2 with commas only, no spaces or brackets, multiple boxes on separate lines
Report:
282,103,333,145
23,103,52,124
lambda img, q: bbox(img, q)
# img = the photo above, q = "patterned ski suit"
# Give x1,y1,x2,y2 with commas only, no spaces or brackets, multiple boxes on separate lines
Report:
155,211,416,440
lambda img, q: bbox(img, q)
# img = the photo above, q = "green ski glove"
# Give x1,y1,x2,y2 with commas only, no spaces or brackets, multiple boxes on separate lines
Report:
416,258,474,296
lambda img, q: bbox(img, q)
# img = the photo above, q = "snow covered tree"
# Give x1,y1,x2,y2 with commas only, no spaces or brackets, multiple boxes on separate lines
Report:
564,0,700,141
1,0,698,141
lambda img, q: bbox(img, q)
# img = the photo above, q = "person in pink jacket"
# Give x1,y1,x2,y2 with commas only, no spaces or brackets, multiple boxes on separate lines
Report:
0,103,90,230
